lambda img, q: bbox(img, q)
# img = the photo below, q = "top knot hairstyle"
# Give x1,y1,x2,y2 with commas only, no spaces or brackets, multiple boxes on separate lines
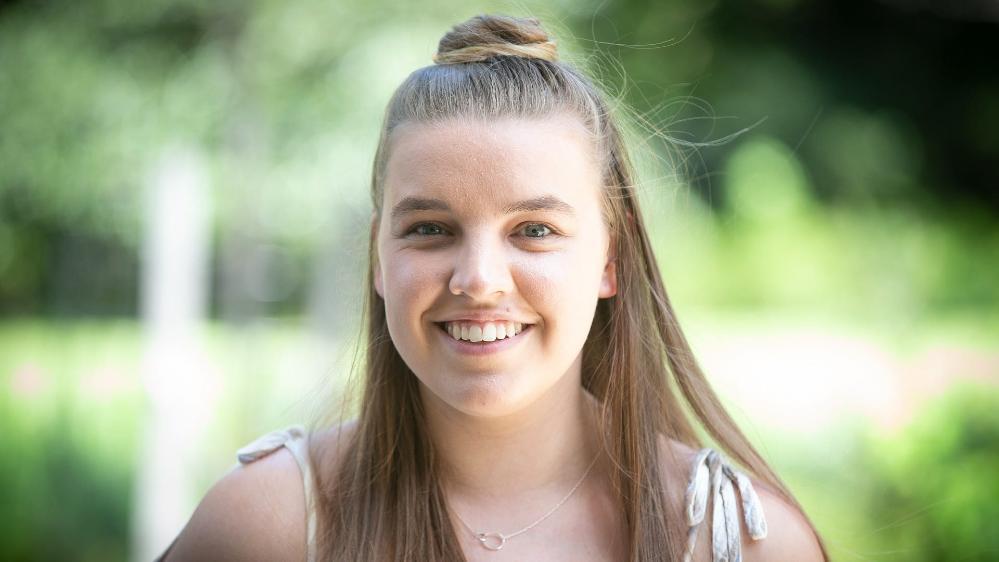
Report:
370,15,617,215
432,15,559,64
310,13,828,562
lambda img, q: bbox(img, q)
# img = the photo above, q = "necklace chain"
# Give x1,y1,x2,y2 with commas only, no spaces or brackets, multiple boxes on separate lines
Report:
449,451,601,551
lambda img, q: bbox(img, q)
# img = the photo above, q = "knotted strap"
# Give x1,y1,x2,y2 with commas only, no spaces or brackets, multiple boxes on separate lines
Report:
683,449,768,562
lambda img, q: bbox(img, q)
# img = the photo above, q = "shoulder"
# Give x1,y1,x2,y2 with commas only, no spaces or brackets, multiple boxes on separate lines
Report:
163,445,307,561
162,421,359,562
655,437,824,562
741,483,825,562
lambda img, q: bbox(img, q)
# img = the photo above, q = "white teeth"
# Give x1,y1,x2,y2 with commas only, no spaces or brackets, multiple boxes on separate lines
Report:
444,321,529,343
482,323,497,342
468,325,483,342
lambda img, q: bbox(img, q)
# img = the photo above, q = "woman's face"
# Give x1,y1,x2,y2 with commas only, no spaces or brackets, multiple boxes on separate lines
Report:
374,115,617,419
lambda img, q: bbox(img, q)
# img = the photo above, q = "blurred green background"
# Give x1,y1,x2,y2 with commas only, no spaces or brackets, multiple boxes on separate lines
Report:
1,0,997,560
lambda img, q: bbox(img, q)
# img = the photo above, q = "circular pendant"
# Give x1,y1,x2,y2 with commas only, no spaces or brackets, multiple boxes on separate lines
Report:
476,532,506,551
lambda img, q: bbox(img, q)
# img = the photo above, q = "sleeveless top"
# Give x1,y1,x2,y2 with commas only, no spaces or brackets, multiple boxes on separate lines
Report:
236,425,769,562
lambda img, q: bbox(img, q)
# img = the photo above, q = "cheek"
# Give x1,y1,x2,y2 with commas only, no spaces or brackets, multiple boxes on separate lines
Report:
381,252,447,331
514,246,604,334
382,259,434,373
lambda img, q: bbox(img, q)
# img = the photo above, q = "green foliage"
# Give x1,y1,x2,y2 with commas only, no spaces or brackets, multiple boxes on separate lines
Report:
863,384,999,561
0,414,133,561
757,384,999,562
1,0,997,317
0,321,142,561
645,132,999,322
0,318,351,560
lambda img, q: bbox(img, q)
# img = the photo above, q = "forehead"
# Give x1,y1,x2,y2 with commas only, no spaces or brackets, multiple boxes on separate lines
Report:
382,115,602,214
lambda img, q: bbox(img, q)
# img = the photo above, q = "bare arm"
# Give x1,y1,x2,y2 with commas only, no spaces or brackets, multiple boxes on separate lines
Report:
159,447,307,562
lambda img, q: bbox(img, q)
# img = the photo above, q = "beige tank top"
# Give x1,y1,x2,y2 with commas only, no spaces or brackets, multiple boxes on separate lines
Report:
236,425,768,562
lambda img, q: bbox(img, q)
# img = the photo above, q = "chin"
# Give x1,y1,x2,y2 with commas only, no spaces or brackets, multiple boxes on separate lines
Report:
424,372,532,419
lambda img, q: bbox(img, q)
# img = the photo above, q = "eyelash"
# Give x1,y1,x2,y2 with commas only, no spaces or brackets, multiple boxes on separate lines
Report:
405,222,557,240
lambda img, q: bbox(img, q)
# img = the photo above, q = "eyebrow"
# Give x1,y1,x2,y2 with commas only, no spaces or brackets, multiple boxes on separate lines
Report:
390,195,576,220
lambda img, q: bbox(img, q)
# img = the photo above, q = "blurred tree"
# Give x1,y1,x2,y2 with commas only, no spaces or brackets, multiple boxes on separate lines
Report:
1,0,996,318
581,0,999,211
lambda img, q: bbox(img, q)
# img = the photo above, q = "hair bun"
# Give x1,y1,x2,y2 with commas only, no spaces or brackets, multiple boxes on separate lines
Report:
433,15,558,65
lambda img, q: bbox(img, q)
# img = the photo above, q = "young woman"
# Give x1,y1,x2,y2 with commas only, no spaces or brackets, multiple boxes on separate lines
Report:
162,14,827,562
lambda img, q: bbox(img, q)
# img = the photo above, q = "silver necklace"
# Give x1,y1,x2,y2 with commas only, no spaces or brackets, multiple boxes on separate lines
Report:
449,451,601,551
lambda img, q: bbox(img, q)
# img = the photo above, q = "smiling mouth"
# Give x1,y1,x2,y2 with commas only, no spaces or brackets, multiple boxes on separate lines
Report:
435,321,532,343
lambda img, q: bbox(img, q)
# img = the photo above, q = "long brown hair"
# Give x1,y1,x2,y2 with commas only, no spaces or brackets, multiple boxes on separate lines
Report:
308,14,826,561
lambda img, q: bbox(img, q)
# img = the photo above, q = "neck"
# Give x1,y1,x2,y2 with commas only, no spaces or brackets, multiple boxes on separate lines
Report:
420,365,603,500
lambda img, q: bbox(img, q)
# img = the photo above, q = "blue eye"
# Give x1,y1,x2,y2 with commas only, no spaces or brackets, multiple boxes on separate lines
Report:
522,223,552,238
409,223,445,236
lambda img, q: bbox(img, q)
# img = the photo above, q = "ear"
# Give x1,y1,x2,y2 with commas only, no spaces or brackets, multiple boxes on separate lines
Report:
372,213,384,299
599,235,618,298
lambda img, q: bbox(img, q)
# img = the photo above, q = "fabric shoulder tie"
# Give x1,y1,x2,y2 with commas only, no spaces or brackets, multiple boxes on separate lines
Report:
683,448,768,562
236,425,318,562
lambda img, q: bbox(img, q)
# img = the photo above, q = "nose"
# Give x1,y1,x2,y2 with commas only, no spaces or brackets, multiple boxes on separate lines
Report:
448,236,514,299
